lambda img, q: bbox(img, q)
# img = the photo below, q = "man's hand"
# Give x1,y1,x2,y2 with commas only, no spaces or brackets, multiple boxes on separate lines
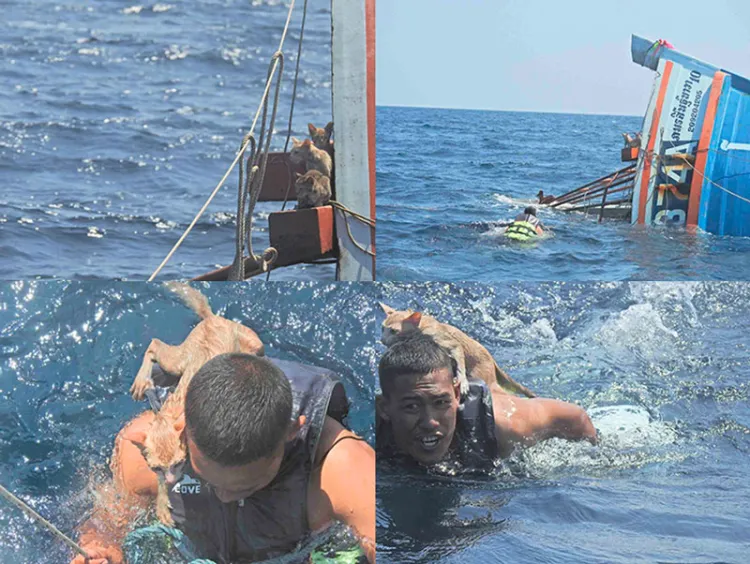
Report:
69,542,123,564
70,412,158,564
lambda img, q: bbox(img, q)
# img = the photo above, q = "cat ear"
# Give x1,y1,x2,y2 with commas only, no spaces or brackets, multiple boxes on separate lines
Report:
324,121,334,137
404,311,422,327
291,137,300,146
122,426,148,447
379,302,395,315
308,123,317,136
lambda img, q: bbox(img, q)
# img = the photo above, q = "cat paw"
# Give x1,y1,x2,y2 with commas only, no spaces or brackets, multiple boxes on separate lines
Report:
129,376,154,401
458,377,470,397
156,498,174,527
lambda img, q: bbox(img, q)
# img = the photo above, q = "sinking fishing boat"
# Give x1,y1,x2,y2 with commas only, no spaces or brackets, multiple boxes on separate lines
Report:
148,0,376,282
549,36,750,236
629,35,750,236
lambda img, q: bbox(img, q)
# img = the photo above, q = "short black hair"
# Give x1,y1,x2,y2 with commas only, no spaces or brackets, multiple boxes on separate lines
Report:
524,206,537,216
379,332,456,396
185,353,293,466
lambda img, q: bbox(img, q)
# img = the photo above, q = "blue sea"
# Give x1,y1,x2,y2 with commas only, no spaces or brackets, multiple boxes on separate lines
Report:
0,0,334,280
0,281,376,563
376,106,750,281
376,281,750,563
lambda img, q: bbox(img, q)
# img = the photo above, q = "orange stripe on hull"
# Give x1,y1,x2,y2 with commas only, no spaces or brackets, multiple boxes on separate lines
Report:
638,60,674,224
638,61,674,225
686,71,727,231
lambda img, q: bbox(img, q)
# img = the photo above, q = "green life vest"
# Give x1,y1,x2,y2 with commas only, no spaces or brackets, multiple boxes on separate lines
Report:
505,220,539,241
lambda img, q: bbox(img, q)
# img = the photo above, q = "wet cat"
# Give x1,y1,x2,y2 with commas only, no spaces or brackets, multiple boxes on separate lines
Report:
125,282,265,525
379,303,535,398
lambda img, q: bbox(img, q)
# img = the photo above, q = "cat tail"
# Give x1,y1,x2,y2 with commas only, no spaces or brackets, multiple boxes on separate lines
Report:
493,362,536,398
164,282,214,319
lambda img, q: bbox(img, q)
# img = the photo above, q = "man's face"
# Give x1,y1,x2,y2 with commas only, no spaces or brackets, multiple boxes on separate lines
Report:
186,419,301,503
380,366,460,465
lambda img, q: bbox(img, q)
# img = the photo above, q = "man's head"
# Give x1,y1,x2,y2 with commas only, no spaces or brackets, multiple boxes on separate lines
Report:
378,333,461,465
184,353,303,502
524,206,537,216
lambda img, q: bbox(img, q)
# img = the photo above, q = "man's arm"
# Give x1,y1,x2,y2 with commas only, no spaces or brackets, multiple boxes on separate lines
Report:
492,391,597,457
309,417,376,563
70,411,159,564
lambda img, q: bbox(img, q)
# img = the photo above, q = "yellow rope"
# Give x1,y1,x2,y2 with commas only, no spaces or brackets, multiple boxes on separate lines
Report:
148,0,297,281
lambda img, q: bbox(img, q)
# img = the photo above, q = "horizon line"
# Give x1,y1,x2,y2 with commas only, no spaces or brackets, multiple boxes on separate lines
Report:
376,103,642,119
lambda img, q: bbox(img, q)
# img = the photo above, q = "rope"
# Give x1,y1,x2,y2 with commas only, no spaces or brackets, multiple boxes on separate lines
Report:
0,483,90,560
229,50,286,280
148,0,297,281
246,53,285,263
268,0,310,283
283,0,308,154
266,0,307,282
329,200,375,228
329,200,376,257
678,155,750,205
228,135,257,281
280,0,310,214
635,142,750,223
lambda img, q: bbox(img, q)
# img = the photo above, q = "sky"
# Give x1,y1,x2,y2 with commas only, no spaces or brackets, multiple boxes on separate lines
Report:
377,0,750,115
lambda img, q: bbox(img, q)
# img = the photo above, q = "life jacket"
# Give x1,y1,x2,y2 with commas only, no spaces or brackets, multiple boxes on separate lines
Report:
376,378,498,471
505,214,542,240
146,358,349,564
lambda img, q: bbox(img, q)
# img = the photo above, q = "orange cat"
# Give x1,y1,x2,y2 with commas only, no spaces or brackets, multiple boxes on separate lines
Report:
308,121,334,156
379,303,535,398
289,137,333,178
126,282,264,525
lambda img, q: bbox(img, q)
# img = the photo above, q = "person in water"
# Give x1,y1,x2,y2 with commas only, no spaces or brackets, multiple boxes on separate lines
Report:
376,333,597,466
505,206,546,241
71,353,375,564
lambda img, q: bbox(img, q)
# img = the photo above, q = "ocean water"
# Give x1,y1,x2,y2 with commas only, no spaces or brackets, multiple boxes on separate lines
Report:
0,281,376,563
376,281,750,562
376,106,750,281
0,0,334,280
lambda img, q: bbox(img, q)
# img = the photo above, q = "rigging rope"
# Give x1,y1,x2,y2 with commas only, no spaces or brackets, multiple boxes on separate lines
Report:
330,200,376,257
229,50,286,280
148,0,298,281
268,0,310,281
0,483,90,560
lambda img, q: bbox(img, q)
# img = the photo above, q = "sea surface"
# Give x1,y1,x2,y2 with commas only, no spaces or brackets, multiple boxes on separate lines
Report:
377,106,750,281
0,281,376,563
0,0,334,280
376,281,750,562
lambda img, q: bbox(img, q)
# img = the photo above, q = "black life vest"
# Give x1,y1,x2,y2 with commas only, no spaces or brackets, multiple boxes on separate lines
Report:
147,358,349,563
376,378,498,471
